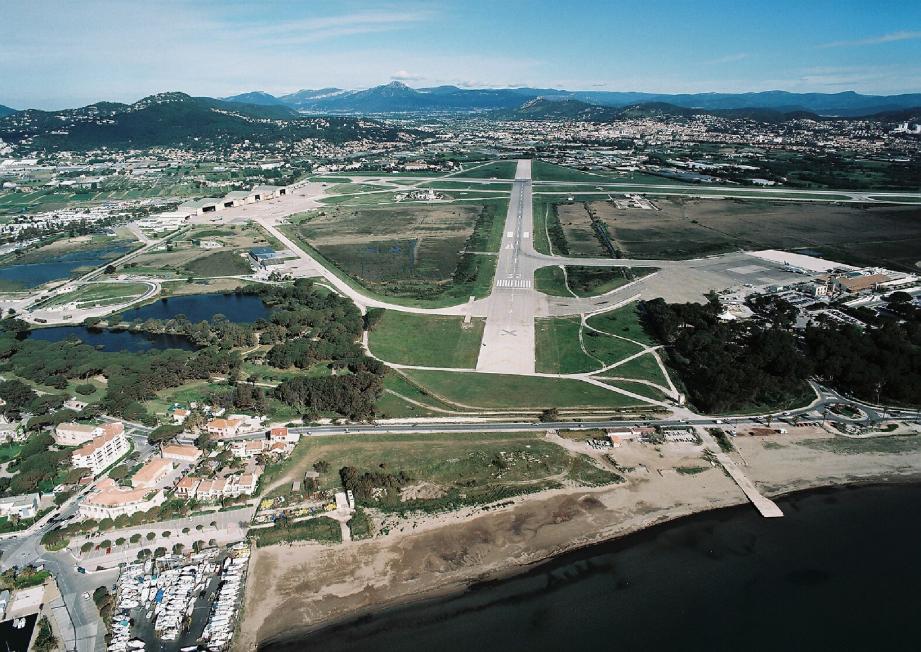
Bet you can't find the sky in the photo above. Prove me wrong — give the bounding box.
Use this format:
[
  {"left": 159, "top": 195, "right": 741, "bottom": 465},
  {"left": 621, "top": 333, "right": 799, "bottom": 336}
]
[{"left": 2, "top": 0, "right": 920, "bottom": 109}]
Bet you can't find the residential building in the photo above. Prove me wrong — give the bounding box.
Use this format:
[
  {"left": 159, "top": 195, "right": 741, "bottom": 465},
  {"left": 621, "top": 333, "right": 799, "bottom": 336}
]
[
  {"left": 54, "top": 421, "right": 124, "bottom": 447},
  {"left": 175, "top": 476, "right": 200, "bottom": 498},
  {"left": 71, "top": 428, "right": 129, "bottom": 475},
  {"left": 78, "top": 479, "right": 165, "bottom": 520},
  {"left": 171, "top": 408, "right": 190, "bottom": 425},
  {"left": 160, "top": 443, "right": 201, "bottom": 464},
  {"left": 206, "top": 418, "right": 243, "bottom": 438},
  {"left": 131, "top": 459, "right": 174, "bottom": 489},
  {"left": 0, "top": 493, "right": 40, "bottom": 519}
]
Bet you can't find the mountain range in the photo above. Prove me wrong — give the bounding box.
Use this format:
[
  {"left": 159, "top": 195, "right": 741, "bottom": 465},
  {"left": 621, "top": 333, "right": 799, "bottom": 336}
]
[
  {"left": 0, "top": 92, "right": 414, "bottom": 151},
  {"left": 222, "top": 82, "right": 921, "bottom": 117},
  {"left": 0, "top": 105, "right": 17, "bottom": 118}
]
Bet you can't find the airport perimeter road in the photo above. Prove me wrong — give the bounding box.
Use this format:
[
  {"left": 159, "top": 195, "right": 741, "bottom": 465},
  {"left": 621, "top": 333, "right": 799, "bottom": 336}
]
[{"left": 476, "top": 160, "right": 539, "bottom": 374}]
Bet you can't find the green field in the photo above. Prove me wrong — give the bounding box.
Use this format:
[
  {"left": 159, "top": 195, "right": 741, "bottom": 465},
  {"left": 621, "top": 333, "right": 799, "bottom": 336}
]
[
  {"left": 586, "top": 304, "right": 657, "bottom": 346},
  {"left": 262, "top": 431, "right": 621, "bottom": 511},
  {"left": 451, "top": 161, "right": 518, "bottom": 179},
  {"left": 40, "top": 282, "right": 149, "bottom": 308},
  {"left": 281, "top": 201, "right": 506, "bottom": 307},
  {"left": 603, "top": 352, "right": 670, "bottom": 386},
  {"left": 534, "top": 265, "right": 655, "bottom": 297},
  {"left": 368, "top": 310, "right": 484, "bottom": 368},
  {"left": 402, "top": 369, "right": 645, "bottom": 409},
  {"left": 250, "top": 516, "right": 342, "bottom": 547},
  {"left": 535, "top": 316, "right": 647, "bottom": 374},
  {"left": 182, "top": 250, "right": 253, "bottom": 276},
  {"left": 597, "top": 378, "right": 670, "bottom": 402},
  {"left": 532, "top": 160, "right": 617, "bottom": 183}
]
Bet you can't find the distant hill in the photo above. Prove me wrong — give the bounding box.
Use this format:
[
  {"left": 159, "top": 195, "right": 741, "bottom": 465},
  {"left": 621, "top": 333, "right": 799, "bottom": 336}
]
[
  {"left": 220, "top": 91, "right": 288, "bottom": 107},
  {"left": 0, "top": 92, "right": 415, "bottom": 151},
  {"left": 494, "top": 98, "right": 824, "bottom": 123},
  {"left": 224, "top": 84, "right": 921, "bottom": 117},
  {"left": 0, "top": 104, "right": 17, "bottom": 118}
]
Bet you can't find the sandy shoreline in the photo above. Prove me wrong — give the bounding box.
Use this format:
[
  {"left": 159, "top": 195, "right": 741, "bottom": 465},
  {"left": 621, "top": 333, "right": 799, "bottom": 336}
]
[{"left": 235, "top": 429, "right": 921, "bottom": 651}]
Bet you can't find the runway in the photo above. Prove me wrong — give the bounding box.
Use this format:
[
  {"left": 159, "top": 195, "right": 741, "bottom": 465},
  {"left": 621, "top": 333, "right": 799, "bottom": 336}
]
[{"left": 475, "top": 160, "right": 539, "bottom": 374}]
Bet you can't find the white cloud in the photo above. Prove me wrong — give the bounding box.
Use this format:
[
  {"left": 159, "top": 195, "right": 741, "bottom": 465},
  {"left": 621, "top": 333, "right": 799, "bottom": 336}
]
[
  {"left": 819, "top": 30, "right": 921, "bottom": 48},
  {"left": 703, "top": 53, "right": 750, "bottom": 65}
]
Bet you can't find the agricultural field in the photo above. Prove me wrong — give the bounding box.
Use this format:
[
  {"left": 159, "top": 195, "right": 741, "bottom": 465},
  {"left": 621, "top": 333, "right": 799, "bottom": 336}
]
[
  {"left": 534, "top": 265, "right": 656, "bottom": 297},
  {"left": 367, "top": 310, "right": 484, "bottom": 368},
  {"left": 401, "top": 369, "right": 647, "bottom": 410},
  {"left": 284, "top": 201, "right": 505, "bottom": 304},
  {"left": 555, "top": 202, "right": 610, "bottom": 256},
  {"left": 584, "top": 197, "right": 921, "bottom": 269},
  {"left": 261, "top": 431, "right": 621, "bottom": 511}
]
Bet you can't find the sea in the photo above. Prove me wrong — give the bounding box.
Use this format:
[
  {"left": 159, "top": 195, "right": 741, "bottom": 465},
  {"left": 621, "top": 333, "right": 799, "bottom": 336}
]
[{"left": 262, "top": 483, "right": 921, "bottom": 652}]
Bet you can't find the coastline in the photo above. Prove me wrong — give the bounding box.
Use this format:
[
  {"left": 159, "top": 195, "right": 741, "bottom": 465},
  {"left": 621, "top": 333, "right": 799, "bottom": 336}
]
[{"left": 235, "top": 429, "right": 921, "bottom": 651}]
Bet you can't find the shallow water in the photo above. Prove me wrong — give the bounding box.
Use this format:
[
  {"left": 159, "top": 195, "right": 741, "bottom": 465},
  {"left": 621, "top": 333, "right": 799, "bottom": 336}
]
[{"left": 264, "top": 484, "right": 921, "bottom": 652}]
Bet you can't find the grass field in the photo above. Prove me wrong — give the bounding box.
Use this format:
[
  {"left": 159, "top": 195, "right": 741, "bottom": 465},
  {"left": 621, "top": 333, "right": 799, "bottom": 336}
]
[
  {"left": 535, "top": 316, "right": 647, "bottom": 374},
  {"left": 250, "top": 517, "right": 341, "bottom": 547},
  {"left": 262, "top": 431, "right": 621, "bottom": 511},
  {"left": 183, "top": 250, "right": 253, "bottom": 276},
  {"left": 587, "top": 197, "right": 921, "bottom": 269},
  {"left": 402, "top": 369, "right": 645, "bottom": 409},
  {"left": 597, "top": 378, "right": 670, "bottom": 401},
  {"left": 127, "top": 227, "right": 269, "bottom": 279},
  {"left": 534, "top": 265, "right": 654, "bottom": 297},
  {"left": 374, "top": 372, "right": 471, "bottom": 418},
  {"left": 556, "top": 203, "right": 610, "bottom": 256},
  {"left": 585, "top": 304, "right": 657, "bottom": 346},
  {"left": 532, "top": 160, "right": 617, "bottom": 183},
  {"left": 451, "top": 161, "right": 518, "bottom": 179},
  {"left": 283, "top": 200, "right": 506, "bottom": 306},
  {"left": 41, "top": 282, "right": 149, "bottom": 308},
  {"left": 604, "top": 352, "right": 669, "bottom": 386},
  {"left": 368, "top": 310, "right": 484, "bottom": 368}
]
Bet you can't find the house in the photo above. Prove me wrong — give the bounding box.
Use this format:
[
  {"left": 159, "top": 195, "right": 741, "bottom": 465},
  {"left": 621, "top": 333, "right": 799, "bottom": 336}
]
[
  {"left": 78, "top": 479, "right": 165, "bottom": 519},
  {"left": 206, "top": 418, "right": 243, "bottom": 438},
  {"left": 160, "top": 443, "right": 201, "bottom": 464},
  {"left": 54, "top": 421, "right": 124, "bottom": 447},
  {"left": 269, "top": 426, "right": 300, "bottom": 444},
  {"left": 230, "top": 440, "right": 266, "bottom": 459},
  {"left": 175, "top": 476, "right": 201, "bottom": 498},
  {"left": 131, "top": 459, "right": 174, "bottom": 489},
  {"left": 171, "top": 408, "right": 190, "bottom": 425},
  {"left": 0, "top": 493, "right": 40, "bottom": 519},
  {"left": 226, "top": 473, "right": 258, "bottom": 497},
  {"left": 71, "top": 428, "right": 129, "bottom": 475}
]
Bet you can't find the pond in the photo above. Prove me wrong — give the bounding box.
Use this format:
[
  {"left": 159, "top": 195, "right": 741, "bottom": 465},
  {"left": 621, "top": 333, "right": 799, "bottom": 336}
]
[
  {"left": 121, "top": 292, "right": 270, "bottom": 324},
  {"left": 24, "top": 326, "right": 196, "bottom": 352},
  {"left": 0, "top": 242, "right": 134, "bottom": 289}
]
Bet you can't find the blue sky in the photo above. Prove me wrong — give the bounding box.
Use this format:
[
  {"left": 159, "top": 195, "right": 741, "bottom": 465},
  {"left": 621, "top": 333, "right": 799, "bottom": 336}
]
[{"left": 2, "top": 0, "right": 920, "bottom": 109}]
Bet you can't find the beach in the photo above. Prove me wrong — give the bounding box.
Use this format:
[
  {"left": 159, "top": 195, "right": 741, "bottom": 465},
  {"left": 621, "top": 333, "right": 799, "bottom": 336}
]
[{"left": 234, "top": 428, "right": 921, "bottom": 651}]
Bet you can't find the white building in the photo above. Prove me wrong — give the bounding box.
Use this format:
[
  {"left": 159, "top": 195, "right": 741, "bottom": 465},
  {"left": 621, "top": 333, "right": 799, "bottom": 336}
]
[
  {"left": 55, "top": 421, "right": 124, "bottom": 447},
  {"left": 78, "top": 479, "right": 166, "bottom": 520},
  {"left": 0, "top": 493, "right": 40, "bottom": 519},
  {"left": 71, "top": 428, "right": 129, "bottom": 475}
]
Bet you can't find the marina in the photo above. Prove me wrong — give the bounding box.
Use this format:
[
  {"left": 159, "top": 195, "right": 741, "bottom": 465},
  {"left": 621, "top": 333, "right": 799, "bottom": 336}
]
[{"left": 109, "top": 544, "right": 250, "bottom": 652}]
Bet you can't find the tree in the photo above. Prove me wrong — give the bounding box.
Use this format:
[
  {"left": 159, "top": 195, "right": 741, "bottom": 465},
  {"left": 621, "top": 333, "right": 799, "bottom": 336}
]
[
  {"left": 539, "top": 408, "right": 560, "bottom": 422},
  {"left": 104, "top": 264, "right": 116, "bottom": 274}
]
